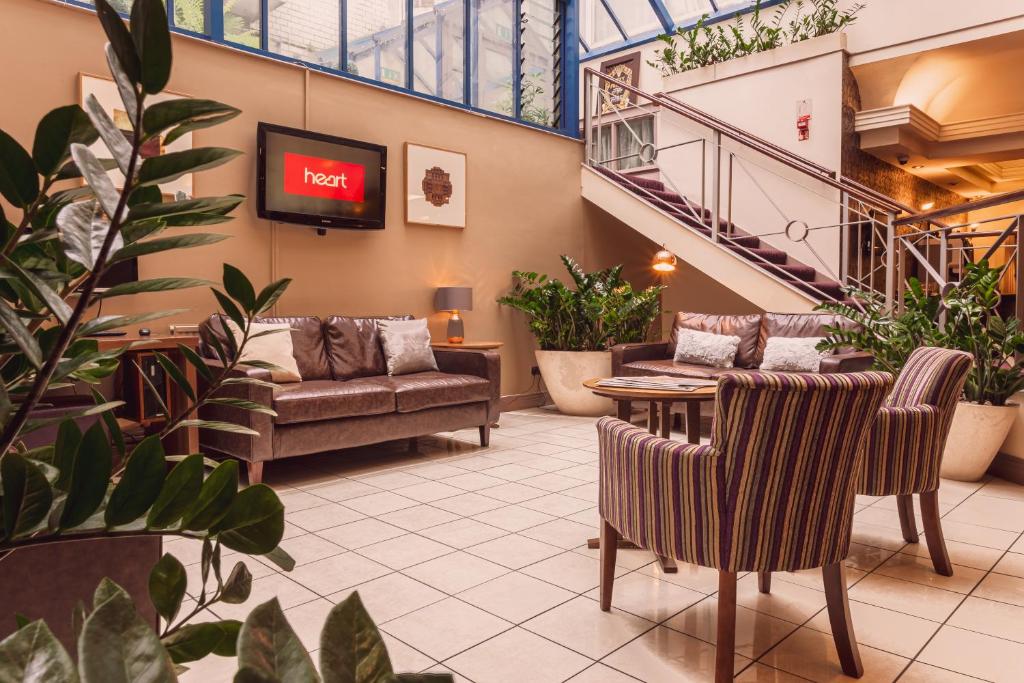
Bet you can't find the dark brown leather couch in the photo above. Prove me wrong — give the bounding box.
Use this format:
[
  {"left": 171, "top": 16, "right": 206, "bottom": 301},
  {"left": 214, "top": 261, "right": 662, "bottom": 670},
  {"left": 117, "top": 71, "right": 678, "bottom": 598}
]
[
  {"left": 197, "top": 315, "right": 500, "bottom": 483},
  {"left": 612, "top": 311, "right": 873, "bottom": 379}
]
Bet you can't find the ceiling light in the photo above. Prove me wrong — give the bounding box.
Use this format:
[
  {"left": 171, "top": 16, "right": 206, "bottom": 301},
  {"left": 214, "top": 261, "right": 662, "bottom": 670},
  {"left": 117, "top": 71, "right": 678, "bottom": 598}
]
[
  {"left": 912, "top": 165, "right": 924, "bottom": 169},
  {"left": 921, "top": 201, "right": 935, "bottom": 211}
]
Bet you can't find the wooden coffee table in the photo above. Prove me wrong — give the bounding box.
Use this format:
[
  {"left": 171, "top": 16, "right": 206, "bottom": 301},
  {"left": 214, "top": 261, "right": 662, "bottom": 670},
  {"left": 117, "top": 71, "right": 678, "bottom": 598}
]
[{"left": 583, "top": 377, "right": 718, "bottom": 573}]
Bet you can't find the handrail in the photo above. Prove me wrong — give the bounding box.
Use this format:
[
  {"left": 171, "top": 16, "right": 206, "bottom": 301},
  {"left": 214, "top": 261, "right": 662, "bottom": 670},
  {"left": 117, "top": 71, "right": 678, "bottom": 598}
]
[
  {"left": 894, "top": 188, "right": 1024, "bottom": 227},
  {"left": 582, "top": 67, "right": 907, "bottom": 214}
]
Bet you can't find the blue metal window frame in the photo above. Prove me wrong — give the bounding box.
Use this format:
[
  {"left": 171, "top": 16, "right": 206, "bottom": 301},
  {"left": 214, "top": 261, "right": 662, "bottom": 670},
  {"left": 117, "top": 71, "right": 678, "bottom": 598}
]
[{"left": 64, "top": 0, "right": 580, "bottom": 139}]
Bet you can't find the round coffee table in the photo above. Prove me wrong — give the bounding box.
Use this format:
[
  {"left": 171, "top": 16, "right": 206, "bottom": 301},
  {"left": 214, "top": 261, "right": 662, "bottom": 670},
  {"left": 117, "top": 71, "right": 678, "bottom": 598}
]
[{"left": 582, "top": 377, "right": 716, "bottom": 445}]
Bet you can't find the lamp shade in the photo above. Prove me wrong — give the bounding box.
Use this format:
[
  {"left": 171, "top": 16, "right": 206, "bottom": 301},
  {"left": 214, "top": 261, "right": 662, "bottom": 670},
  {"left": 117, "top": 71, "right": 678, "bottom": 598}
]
[{"left": 435, "top": 286, "right": 473, "bottom": 312}]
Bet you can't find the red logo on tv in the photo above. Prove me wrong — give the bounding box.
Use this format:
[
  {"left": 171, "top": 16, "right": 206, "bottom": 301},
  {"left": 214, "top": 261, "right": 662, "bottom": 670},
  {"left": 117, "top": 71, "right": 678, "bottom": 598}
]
[{"left": 283, "top": 152, "right": 365, "bottom": 202}]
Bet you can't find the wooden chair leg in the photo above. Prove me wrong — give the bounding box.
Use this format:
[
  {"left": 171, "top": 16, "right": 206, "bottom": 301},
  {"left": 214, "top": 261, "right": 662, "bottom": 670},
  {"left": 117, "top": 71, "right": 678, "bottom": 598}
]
[
  {"left": 616, "top": 400, "right": 632, "bottom": 421},
  {"left": 920, "top": 490, "right": 953, "bottom": 576},
  {"left": 758, "top": 571, "right": 771, "bottom": 594},
  {"left": 247, "top": 461, "right": 264, "bottom": 485},
  {"left": 716, "top": 571, "right": 737, "bottom": 683},
  {"left": 479, "top": 424, "right": 490, "bottom": 447},
  {"left": 599, "top": 519, "right": 619, "bottom": 611},
  {"left": 896, "top": 494, "right": 919, "bottom": 543},
  {"left": 822, "top": 562, "right": 863, "bottom": 678}
]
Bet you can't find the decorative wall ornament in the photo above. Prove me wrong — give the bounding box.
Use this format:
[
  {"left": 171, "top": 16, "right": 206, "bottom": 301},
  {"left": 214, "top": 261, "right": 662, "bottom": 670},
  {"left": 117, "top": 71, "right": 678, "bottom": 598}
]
[
  {"left": 598, "top": 52, "right": 641, "bottom": 114},
  {"left": 405, "top": 143, "right": 466, "bottom": 227}
]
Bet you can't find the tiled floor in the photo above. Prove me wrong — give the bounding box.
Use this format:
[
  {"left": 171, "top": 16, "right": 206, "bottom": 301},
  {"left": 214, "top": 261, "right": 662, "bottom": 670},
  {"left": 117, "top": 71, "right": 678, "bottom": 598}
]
[{"left": 179, "top": 408, "right": 1024, "bottom": 682}]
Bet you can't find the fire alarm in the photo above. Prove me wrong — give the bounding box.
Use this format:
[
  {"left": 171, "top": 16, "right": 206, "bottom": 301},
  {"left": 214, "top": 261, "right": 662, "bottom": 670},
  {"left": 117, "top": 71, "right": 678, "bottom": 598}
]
[{"left": 796, "top": 99, "right": 812, "bottom": 141}]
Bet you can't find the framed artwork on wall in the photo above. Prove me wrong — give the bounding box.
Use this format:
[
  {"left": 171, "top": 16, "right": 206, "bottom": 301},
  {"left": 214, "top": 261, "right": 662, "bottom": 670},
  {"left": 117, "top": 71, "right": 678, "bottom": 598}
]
[
  {"left": 78, "top": 73, "right": 195, "bottom": 199},
  {"left": 405, "top": 143, "right": 466, "bottom": 228},
  {"left": 598, "top": 52, "right": 641, "bottom": 114}
]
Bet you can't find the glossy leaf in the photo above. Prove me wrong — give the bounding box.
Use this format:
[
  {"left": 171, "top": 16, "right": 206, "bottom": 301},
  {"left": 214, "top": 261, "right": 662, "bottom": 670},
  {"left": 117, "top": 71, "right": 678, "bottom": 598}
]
[
  {"left": 32, "top": 105, "right": 98, "bottom": 177},
  {"left": 79, "top": 580, "right": 177, "bottom": 683},
  {"left": 165, "top": 111, "right": 242, "bottom": 146},
  {"left": 112, "top": 232, "right": 229, "bottom": 261},
  {"left": 162, "top": 619, "right": 239, "bottom": 664},
  {"left": 105, "top": 435, "right": 166, "bottom": 526},
  {"left": 148, "top": 552, "right": 187, "bottom": 623},
  {"left": 97, "top": 277, "right": 213, "bottom": 299},
  {"left": 56, "top": 200, "right": 122, "bottom": 271},
  {"left": 95, "top": 0, "right": 142, "bottom": 85},
  {"left": 59, "top": 421, "right": 113, "bottom": 530},
  {"left": 0, "top": 619, "right": 77, "bottom": 683},
  {"left": 52, "top": 419, "right": 83, "bottom": 491},
  {"left": 0, "top": 302, "right": 41, "bottom": 368},
  {"left": 172, "top": 419, "right": 260, "bottom": 437},
  {"left": 319, "top": 592, "right": 394, "bottom": 683},
  {"left": 152, "top": 350, "right": 197, "bottom": 402},
  {"left": 223, "top": 264, "right": 256, "bottom": 313},
  {"left": 147, "top": 452, "right": 203, "bottom": 529},
  {"left": 219, "top": 561, "right": 253, "bottom": 604},
  {"left": 79, "top": 309, "right": 187, "bottom": 336},
  {"left": 205, "top": 397, "right": 276, "bottom": 416},
  {"left": 83, "top": 94, "right": 132, "bottom": 176},
  {"left": 255, "top": 278, "right": 292, "bottom": 315},
  {"left": 142, "top": 99, "right": 241, "bottom": 137},
  {"left": 181, "top": 459, "right": 238, "bottom": 531},
  {"left": 134, "top": 358, "right": 170, "bottom": 420},
  {"left": 178, "top": 343, "right": 214, "bottom": 382},
  {"left": 105, "top": 43, "right": 139, "bottom": 119},
  {"left": 0, "top": 129, "right": 39, "bottom": 209},
  {"left": 91, "top": 387, "right": 126, "bottom": 457},
  {"left": 211, "top": 288, "right": 246, "bottom": 332},
  {"left": 3, "top": 257, "right": 73, "bottom": 324},
  {"left": 127, "top": 195, "right": 244, "bottom": 222},
  {"left": 262, "top": 546, "right": 296, "bottom": 572},
  {"left": 1, "top": 453, "right": 54, "bottom": 540},
  {"left": 69, "top": 143, "right": 121, "bottom": 221},
  {"left": 137, "top": 147, "right": 242, "bottom": 187},
  {"left": 236, "top": 598, "right": 318, "bottom": 683},
  {"left": 216, "top": 486, "right": 285, "bottom": 555},
  {"left": 129, "top": 0, "right": 172, "bottom": 94}
]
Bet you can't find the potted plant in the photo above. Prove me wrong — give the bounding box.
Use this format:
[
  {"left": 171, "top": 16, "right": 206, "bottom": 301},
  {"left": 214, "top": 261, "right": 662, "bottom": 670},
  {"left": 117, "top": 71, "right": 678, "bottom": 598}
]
[
  {"left": 0, "top": 2, "right": 453, "bottom": 680},
  {"left": 498, "top": 256, "right": 663, "bottom": 416},
  {"left": 817, "top": 261, "right": 1024, "bottom": 481}
]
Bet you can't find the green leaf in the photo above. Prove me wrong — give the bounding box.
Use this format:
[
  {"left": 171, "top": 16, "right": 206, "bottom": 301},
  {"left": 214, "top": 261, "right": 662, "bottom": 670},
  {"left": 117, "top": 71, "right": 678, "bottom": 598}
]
[
  {"left": 127, "top": 194, "right": 244, "bottom": 222},
  {"left": 211, "top": 288, "right": 246, "bottom": 332},
  {"left": 69, "top": 143, "right": 122, "bottom": 221},
  {"left": 134, "top": 359, "right": 170, "bottom": 420},
  {"left": 152, "top": 351, "right": 197, "bottom": 402},
  {"left": 255, "top": 278, "right": 292, "bottom": 315},
  {"left": 59, "top": 421, "right": 113, "bottom": 530},
  {"left": 138, "top": 148, "right": 242, "bottom": 187},
  {"left": 220, "top": 561, "right": 253, "bottom": 604},
  {"left": 112, "top": 232, "right": 229, "bottom": 261},
  {"left": 106, "top": 435, "right": 167, "bottom": 527},
  {"left": 2, "top": 257, "right": 73, "bottom": 324},
  {"left": 95, "top": 0, "right": 142, "bottom": 85},
  {"left": 164, "top": 110, "right": 242, "bottom": 145},
  {"left": 148, "top": 552, "right": 187, "bottom": 623},
  {"left": 105, "top": 43, "right": 139, "bottom": 120},
  {"left": 83, "top": 94, "right": 132, "bottom": 176},
  {"left": 32, "top": 105, "right": 98, "bottom": 177},
  {"left": 98, "top": 277, "right": 213, "bottom": 299},
  {"left": 130, "top": 0, "right": 172, "bottom": 94},
  {"left": 178, "top": 343, "right": 214, "bottom": 382},
  {"left": 91, "top": 387, "right": 126, "bottom": 457},
  {"left": 79, "top": 580, "right": 177, "bottom": 683},
  {"left": 1, "top": 453, "right": 54, "bottom": 540},
  {"left": 181, "top": 459, "right": 238, "bottom": 531},
  {"left": 0, "top": 129, "right": 39, "bottom": 209},
  {"left": 147, "top": 452, "right": 203, "bottom": 529},
  {"left": 142, "top": 99, "right": 241, "bottom": 137},
  {"left": 0, "top": 303, "right": 41, "bottom": 368},
  {"left": 79, "top": 309, "right": 186, "bottom": 336},
  {"left": 262, "top": 546, "right": 296, "bottom": 572},
  {"left": 172, "top": 419, "right": 260, "bottom": 437},
  {"left": 217, "top": 489, "right": 285, "bottom": 555},
  {"left": 223, "top": 264, "right": 257, "bottom": 313},
  {"left": 237, "top": 598, "right": 318, "bottom": 683},
  {"left": 52, "top": 419, "right": 83, "bottom": 491},
  {"left": 319, "top": 592, "right": 394, "bottom": 683},
  {"left": 0, "top": 620, "right": 77, "bottom": 683},
  {"left": 206, "top": 397, "right": 276, "bottom": 416},
  {"left": 56, "top": 200, "right": 122, "bottom": 271},
  {"left": 162, "top": 620, "right": 240, "bottom": 663}
]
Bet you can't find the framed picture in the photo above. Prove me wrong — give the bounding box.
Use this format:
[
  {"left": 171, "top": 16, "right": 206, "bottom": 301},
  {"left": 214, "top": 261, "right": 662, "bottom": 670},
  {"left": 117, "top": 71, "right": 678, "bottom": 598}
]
[
  {"left": 405, "top": 143, "right": 466, "bottom": 228},
  {"left": 79, "top": 73, "right": 195, "bottom": 199},
  {"left": 598, "top": 52, "right": 642, "bottom": 114}
]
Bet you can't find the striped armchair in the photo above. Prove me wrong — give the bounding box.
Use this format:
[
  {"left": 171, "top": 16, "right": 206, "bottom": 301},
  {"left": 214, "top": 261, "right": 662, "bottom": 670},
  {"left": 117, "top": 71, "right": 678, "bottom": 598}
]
[
  {"left": 858, "top": 346, "right": 972, "bottom": 576},
  {"left": 598, "top": 371, "right": 892, "bottom": 683}
]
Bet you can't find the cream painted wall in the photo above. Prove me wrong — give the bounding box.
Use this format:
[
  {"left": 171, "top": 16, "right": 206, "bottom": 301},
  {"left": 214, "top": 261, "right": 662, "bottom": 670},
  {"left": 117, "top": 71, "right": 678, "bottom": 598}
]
[{"left": 0, "top": 0, "right": 642, "bottom": 397}]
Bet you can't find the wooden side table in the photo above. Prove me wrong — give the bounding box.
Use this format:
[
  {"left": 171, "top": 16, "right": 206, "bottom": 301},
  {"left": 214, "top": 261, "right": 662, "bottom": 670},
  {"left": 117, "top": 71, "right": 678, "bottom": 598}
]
[{"left": 431, "top": 341, "right": 504, "bottom": 350}]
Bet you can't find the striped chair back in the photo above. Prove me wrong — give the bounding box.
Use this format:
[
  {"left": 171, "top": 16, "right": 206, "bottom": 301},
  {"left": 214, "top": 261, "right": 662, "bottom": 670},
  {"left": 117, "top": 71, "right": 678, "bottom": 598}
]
[
  {"left": 714, "top": 371, "right": 891, "bottom": 572},
  {"left": 888, "top": 346, "right": 972, "bottom": 425}
]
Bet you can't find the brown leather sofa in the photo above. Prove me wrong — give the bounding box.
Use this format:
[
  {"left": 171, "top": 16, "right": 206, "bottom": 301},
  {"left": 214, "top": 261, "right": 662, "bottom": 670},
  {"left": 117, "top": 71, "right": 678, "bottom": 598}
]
[
  {"left": 613, "top": 311, "right": 873, "bottom": 379},
  {"left": 197, "top": 315, "right": 500, "bottom": 483}
]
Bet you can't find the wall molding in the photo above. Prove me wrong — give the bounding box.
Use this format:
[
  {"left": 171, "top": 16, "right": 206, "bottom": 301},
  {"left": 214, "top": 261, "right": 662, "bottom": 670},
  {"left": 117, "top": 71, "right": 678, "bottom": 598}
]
[
  {"left": 855, "top": 104, "right": 1024, "bottom": 143},
  {"left": 500, "top": 391, "right": 550, "bottom": 412}
]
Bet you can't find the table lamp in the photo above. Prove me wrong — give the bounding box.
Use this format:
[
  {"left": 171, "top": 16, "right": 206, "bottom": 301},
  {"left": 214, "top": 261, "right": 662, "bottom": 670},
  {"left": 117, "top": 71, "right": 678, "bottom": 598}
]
[{"left": 434, "top": 286, "right": 473, "bottom": 343}]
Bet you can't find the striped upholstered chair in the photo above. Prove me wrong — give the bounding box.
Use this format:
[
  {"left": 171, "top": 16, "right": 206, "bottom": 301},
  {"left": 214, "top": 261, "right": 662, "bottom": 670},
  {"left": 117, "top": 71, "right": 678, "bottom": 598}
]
[
  {"left": 598, "top": 371, "right": 892, "bottom": 683},
  {"left": 858, "top": 346, "right": 972, "bottom": 576}
]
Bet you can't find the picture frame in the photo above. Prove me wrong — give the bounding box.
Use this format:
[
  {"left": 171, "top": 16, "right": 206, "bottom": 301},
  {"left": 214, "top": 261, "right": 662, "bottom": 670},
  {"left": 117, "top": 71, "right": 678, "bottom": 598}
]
[
  {"left": 598, "top": 52, "right": 642, "bottom": 114},
  {"left": 78, "top": 72, "right": 195, "bottom": 199},
  {"left": 405, "top": 143, "right": 466, "bottom": 228}
]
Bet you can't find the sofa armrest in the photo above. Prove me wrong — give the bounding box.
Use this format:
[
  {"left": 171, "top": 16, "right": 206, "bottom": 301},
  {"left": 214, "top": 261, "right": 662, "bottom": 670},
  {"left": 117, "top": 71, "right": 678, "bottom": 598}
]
[
  {"left": 820, "top": 351, "right": 874, "bottom": 374},
  {"left": 433, "top": 349, "right": 501, "bottom": 421},
  {"left": 611, "top": 342, "right": 670, "bottom": 376},
  {"left": 197, "top": 358, "right": 275, "bottom": 462}
]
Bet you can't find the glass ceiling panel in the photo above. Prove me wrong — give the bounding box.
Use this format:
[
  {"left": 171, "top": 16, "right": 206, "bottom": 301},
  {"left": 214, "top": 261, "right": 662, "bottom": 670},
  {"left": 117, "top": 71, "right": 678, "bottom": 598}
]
[
  {"left": 664, "top": 0, "right": 717, "bottom": 26},
  {"left": 604, "top": 0, "right": 661, "bottom": 37},
  {"left": 580, "top": 0, "right": 622, "bottom": 50}
]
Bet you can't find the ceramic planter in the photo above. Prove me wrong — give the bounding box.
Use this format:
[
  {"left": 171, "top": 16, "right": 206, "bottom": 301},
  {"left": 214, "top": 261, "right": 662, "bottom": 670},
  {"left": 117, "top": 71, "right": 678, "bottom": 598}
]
[
  {"left": 535, "top": 350, "right": 614, "bottom": 417},
  {"left": 941, "top": 401, "right": 1017, "bottom": 482}
]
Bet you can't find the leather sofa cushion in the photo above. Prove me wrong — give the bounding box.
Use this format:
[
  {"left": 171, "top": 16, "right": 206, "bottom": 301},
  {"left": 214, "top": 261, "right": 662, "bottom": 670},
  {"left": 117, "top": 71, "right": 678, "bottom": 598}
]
[
  {"left": 273, "top": 379, "right": 395, "bottom": 425},
  {"left": 668, "top": 312, "right": 763, "bottom": 368},
  {"left": 622, "top": 359, "right": 737, "bottom": 380},
  {"left": 258, "top": 316, "right": 331, "bottom": 380},
  {"left": 325, "top": 315, "right": 412, "bottom": 380},
  {"left": 756, "top": 312, "right": 857, "bottom": 364},
  {"left": 378, "top": 372, "right": 491, "bottom": 413}
]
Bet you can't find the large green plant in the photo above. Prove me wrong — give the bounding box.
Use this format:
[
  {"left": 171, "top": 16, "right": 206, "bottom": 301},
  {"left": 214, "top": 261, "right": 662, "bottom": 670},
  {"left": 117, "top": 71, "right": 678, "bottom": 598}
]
[
  {"left": 651, "top": 0, "right": 864, "bottom": 75},
  {"left": 817, "top": 261, "right": 1024, "bottom": 406},
  {"left": 497, "top": 255, "right": 664, "bottom": 351},
  {"left": 0, "top": 1, "right": 452, "bottom": 680}
]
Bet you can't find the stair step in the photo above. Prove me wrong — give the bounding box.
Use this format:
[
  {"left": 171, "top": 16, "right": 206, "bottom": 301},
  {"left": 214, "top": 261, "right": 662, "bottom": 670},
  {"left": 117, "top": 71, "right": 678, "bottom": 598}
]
[
  {"left": 794, "top": 280, "right": 844, "bottom": 300},
  {"left": 727, "top": 245, "right": 787, "bottom": 265},
  {"left": 623, "top": 174, "right": 665, "bottom": 192},
  {"left": 774, "top": 264, "right": 817, "bottom": 281}
]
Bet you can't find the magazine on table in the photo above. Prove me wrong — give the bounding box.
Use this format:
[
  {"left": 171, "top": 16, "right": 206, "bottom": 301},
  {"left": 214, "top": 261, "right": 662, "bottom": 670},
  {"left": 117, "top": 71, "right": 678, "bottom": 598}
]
[{"left": 596, "top": 376, "right": 718, "bottom": 391}]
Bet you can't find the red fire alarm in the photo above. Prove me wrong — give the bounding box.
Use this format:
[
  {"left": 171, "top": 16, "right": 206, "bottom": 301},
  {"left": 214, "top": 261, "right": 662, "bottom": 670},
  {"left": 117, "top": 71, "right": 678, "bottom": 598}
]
[{"left": 797, "top": 99, "right": 812, "bottom": 141}]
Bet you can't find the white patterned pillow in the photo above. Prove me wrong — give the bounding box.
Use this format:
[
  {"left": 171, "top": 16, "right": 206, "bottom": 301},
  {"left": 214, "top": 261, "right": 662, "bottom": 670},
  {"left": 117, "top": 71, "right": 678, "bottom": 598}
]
[
  {"left": 674, "top": 329, "right": 741, "bottom": 369},
  {"left": 225, "top": 319, "right": 302, "bottom": 383},
  {"left": 378, "top": 318, "right": 439, "bottom": 376},
  {"left": 760, "top": 336, "right": 829, "bottom": 372}
]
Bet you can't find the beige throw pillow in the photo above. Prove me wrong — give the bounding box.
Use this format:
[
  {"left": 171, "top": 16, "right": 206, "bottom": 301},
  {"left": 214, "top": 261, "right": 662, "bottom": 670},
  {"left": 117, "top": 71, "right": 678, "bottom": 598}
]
[
  {"left": 225, "top": 319, "right": 302, "bottom": 383},
  {"left": 377, "top": 318, "right": 438, "bottom": 376},
  {"left": 674, "top": 328, "right": 741, "bottom": 368},
  {"left": 760, "top": 336, "right": 829, "bottom": 372}
]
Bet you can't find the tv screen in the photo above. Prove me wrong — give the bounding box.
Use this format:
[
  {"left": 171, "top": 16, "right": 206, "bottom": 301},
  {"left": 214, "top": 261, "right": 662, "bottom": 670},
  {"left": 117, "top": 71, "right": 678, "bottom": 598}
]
[{"left": 257, "top": 122, "right": 387, "bottom": 229}]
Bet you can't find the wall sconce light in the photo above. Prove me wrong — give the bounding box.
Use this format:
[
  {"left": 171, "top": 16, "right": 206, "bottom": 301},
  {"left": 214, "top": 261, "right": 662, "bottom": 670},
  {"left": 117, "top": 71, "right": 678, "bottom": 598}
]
[
  {"left": 921, "top": 201, "right": 935, "bottom": 211},
  {"left": 652, "top": 245, "right": 677, "bottom": 273},
  {"left": 434, "top": 286, "right": 473, "bottom": 343}
]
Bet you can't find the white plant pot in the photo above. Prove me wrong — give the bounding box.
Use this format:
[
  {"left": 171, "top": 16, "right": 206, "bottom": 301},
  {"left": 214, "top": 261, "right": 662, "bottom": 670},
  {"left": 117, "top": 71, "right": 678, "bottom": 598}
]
[
  {"left": 535, "top": 350, "right": 613, "bottom": 417},
  {"left": 940, "top": 401, "right": 1017, "bottom": 482}
]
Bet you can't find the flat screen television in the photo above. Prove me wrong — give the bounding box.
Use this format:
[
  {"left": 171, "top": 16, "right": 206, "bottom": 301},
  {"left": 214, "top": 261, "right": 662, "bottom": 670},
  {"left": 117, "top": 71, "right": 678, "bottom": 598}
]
[{"left": 257, "top": 122, "right": 387, "bottom": 229}]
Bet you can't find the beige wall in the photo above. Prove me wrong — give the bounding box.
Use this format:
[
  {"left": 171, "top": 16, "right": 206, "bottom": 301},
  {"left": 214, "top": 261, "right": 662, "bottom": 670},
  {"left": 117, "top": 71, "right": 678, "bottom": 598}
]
[{"left": 0, "top": 0, "right": 650, "bottom": 396}]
